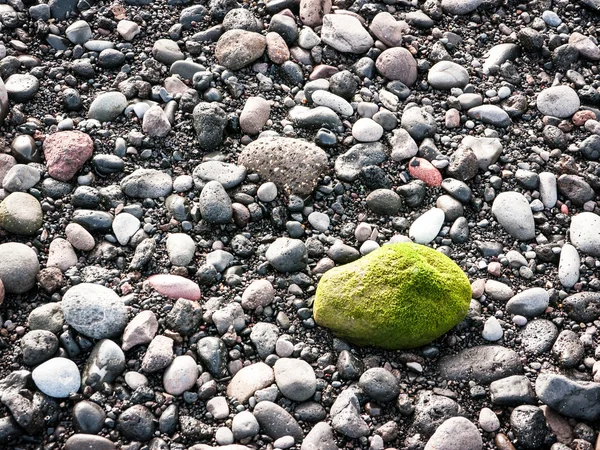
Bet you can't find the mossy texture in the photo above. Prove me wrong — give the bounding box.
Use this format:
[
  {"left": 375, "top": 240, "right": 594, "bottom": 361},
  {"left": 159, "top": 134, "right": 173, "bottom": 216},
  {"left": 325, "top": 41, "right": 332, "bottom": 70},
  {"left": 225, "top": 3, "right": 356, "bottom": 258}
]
[{"left": 313, "top": 242, "right": 471, "bottom": 349}]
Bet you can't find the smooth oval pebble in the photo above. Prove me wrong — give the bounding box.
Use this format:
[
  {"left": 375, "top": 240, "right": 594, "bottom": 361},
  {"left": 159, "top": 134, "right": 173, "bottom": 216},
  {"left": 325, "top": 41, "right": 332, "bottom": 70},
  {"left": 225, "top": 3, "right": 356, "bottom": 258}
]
[
  {"left": 409, "top": 207, "right": 445, "bottom": 244},
  {"left": 558, "top": 243, "right": 580, "bottom": 289},
  {"left": 32, "top": 357, "right": 81, "bottom": 398},
  {"left": 148, "top": 274, "right": 201, "bottom": 300}
]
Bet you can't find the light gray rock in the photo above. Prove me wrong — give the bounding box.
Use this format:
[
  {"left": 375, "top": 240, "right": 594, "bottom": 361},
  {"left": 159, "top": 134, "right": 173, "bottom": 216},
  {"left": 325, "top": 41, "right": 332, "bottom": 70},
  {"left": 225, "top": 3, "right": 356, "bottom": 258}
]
[
  {"left": 193, "top": 161, "right": 246, "bottom": 190},
  {"left": 253, "top": 401, "right": 303, "bottom": 442},
  {"left": 467, "top": 105, "right": 511, "bottom": 127},
  {"left": 238, "top": 137, "right": 329, "bottom": 196},
  {"left": 121, "top": 169, "right": 173, "bottom": 198},
  {"left": 112, "top": 213, "right": 140, "bottom": 245},
  {"left": 47, "top": 238, "right": 78, "bottom": 272},
  {"left": 227, "top": 362, "right": 274, "bottom": 403},
  {"left": 232, "top": 410, "right": 260, "bottom": 440},
  {"left": 558, "top": 244, "right": 580, "bottom": 289},
  {"left": 199, "top": 181, "right": 232, "bottom": 224},
  {"left": 61, "top": 283, "right": 128, "bottom": 340},
  {"left": 439, "top": 345, "right": 522, "bottom": 384},
  {"left": 88, "top": 92, "right": 128, "bottom": 122},
  {"left": 505, "top": 288, "right": 549, "bottom": 318},
  {"left": 152, "top": 39, "right": 184, "bottom": 65},
  {"left": 241, "top": 279, "right": 275, "bottom": 310},
  {"left": 441, "top": 0, "right": 483, "bottom": 15},
  {"left": 274, "top": 358, "right": 317, "bottom": 402},
  {"left": 389, "top": 127, "right": 418, "bottom": 161},
  {"left": 570, "top": 212, "right": 600, "bottom": 256},
  {"left": 163, "top": 355, "right": 199, "bottom": 396},
  {"left": 301, "top": 422, "right": 338, "bottom": 450},
  {"left": 321, "top": 14, "right": 373, "bottom": 54},
  {"left": 520, "top": 319, "right": 558, "bottom": 355},
  {"left": 266, "top": 238, "right": 308, "bottom": 272},
  {"left": 0, "top": 242, "right": 39, "bottom": 294},
  {"left": 250, "top": 322, "right": 279, "bottom": 359},
  {"left": 142, "top": 105, "right": 171, "bottom": 137},
  {"left": 490, "top": 375, "right": 535, "bottom": 406},
  {"left": 166, "top": 233, "right": 196, "bottom": 266},
  {"left": 141, "top": 335, "right": 174, "bottom": 373},
  {"left": 537, "top": 85, "right": 580, "bottom": 118},
  {"left": 428, "top": 61, "right": 469, "bottom": 89},
  {"left": 425, "top": 417, "right": 482, "bottom": 450},
  {"left": 492, "top": 191, "right": 535, "bottom": 240},
  {"left": 32, "top": 357, "right": 81, "bottom": 398}
]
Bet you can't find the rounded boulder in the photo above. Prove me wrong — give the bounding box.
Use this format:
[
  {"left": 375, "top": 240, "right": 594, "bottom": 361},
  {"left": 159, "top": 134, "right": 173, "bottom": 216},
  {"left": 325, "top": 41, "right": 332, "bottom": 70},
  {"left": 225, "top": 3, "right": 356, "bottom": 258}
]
[{"left": 313, "top": 242, "right": 471, "bottom": 349}]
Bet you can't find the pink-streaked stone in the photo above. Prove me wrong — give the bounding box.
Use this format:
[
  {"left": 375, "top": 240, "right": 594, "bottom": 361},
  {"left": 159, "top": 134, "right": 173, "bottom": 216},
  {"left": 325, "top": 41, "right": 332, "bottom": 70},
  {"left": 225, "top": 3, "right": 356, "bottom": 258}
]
[
  {"left": 408, "top": 157, "right": 442, "bottom": 187},
  {"left": 43, "top": 131, "right": 93, "bottom": 181},
  {"left": 148, "top": 274, "right": 201, "bottom": 300}
]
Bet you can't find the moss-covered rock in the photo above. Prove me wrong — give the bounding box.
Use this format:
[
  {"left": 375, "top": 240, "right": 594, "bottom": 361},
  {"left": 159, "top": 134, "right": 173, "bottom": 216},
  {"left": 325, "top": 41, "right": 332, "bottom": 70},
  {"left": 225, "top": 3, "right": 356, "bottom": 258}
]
[{"left": 313, "top": 242, "right": 471, "bottom": 349}]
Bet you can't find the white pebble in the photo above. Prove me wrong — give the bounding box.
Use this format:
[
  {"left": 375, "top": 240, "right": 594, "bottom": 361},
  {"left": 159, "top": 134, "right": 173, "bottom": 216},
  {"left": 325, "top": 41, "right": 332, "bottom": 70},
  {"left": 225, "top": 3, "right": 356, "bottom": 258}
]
[
  {"left": 482, "top": 316, "right": 503, "bottom": 341},
  {"left": 479, "top": 407, "right": 500, "bottom": 432}
]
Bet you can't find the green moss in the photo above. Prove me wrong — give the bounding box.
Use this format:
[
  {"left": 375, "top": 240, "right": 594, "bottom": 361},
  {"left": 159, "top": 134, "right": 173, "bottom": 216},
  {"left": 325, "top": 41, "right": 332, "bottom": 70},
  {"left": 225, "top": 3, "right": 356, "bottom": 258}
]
[{"left": 313, "top": 242, "right": 471, "bottom": 349}]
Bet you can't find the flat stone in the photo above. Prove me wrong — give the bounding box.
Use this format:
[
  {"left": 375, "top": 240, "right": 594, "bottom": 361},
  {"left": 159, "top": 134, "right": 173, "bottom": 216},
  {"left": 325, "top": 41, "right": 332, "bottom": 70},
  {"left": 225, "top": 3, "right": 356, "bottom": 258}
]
[
  {"left": 428, "top": 61, "right": 469, "bottom": 89},
  {"left": 536, "top": 373, "right": 600, "bottom": 421},
  {"left": 321, "top": 14, "right": 373, "bottom": 54},
  {"left": 120, "top": 169, "right": 173, "bottom": 198},
  {"left": 441, "top": 0, "right": 483, "bottom": 15},
  {"left": 227, "top": 362, "right": 274, "bottom": 403},
  {"left": 65, "top": 435, "right": 116, "bottom": 450},
  {"left": 467, "top": 105, "right": 511, "bottom": 127},
  {"left": 519, "top": 319, "right": 558, "bottom": 355},
  {"left": 335, "top": 142, "right": 387, "bottom": 182},
  {"left": 439, "top": 345, "right": 522, "bottom": 384}
]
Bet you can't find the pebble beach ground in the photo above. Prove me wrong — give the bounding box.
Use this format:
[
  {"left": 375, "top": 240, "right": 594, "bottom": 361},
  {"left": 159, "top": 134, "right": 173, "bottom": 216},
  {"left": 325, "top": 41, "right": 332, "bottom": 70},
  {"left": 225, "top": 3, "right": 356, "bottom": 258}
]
[{"left": 2, "top": 0, "right": 600, "bottom": 449}]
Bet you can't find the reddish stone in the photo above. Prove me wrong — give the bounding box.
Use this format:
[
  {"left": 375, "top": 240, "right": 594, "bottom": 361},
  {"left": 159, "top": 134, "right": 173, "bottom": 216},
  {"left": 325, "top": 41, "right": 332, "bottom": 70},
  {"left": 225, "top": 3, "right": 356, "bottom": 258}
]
[
  {"left": 408, "top": 157, "right": 442, "bottom": 186},
  {"left": 0, "top": 278, "right": 4, "bottom": 306},
  {"left": 266, "top": 32, "right": 289, "bottom": 65},
  {"left": 148, "top": 274, "right": 201, "bottom": 300},
  {"left": 572, "top": 110, "right": 597, "bottom": 126},
  {"left": 43, "top": 131, "right": 93, "bottom": 181}
]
